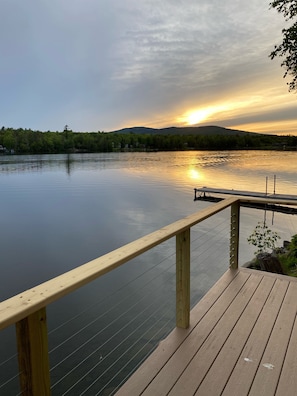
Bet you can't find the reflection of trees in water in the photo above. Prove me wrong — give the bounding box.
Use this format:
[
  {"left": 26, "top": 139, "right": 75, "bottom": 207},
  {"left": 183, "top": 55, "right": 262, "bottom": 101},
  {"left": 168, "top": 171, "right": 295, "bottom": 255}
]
[
  {"left": 0, "top": 154, "right": 76, "bottom": 175},
  {"left": 65, "top": 154, "right": 73, "bottom": 175}
]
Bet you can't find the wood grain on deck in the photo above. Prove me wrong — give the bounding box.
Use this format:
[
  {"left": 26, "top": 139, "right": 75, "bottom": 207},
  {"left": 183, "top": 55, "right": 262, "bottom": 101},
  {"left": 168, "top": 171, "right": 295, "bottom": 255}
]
[{"left": 116, "top": 268, "right": 297, "bottom": 396}]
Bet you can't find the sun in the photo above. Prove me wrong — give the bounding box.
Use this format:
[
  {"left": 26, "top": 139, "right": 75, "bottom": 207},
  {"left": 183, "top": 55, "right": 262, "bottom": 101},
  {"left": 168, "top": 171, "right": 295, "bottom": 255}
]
[
  {"left": 187, "top": 109, "right": 212, "bottom": 125},
  {"left": 178, "top": 103, "right": 232, "bottom": 126}
]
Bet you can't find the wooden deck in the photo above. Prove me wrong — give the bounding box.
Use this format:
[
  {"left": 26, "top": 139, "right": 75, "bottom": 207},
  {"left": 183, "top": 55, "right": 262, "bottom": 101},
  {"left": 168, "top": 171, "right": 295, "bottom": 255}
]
[{"left": 116, "top": 267, "right": 297, "bottom": 396}]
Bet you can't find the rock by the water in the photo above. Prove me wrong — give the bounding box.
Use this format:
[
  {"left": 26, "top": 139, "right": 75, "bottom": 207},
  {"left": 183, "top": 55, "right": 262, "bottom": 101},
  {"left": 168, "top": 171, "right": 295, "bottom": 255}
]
[{"left": 256, "top": 252, "right": 284, "bottom": 274}]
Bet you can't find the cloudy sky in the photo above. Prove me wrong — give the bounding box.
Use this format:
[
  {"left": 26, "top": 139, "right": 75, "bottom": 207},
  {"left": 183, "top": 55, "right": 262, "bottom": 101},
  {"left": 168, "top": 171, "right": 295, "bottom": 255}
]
[{"left": 1, "top": 0, "right": 296, "bottom": 135}]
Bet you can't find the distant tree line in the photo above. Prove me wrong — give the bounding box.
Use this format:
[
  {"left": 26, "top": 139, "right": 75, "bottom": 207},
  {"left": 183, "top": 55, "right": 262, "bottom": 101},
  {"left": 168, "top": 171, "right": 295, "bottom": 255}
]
[{"left": 0, "top": 126, "right": 296, "bottom": 154}]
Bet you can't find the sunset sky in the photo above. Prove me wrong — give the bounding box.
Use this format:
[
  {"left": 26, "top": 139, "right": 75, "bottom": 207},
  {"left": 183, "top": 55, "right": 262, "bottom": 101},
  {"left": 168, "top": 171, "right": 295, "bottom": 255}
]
[{"left": 1, "top": 0, "right": 296, "bottom": 135}]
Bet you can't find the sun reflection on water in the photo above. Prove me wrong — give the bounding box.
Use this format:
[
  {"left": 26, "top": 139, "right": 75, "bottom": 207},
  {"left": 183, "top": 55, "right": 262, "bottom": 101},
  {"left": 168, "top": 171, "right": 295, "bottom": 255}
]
[{"left": 188, "top": 168, "right": 202, "bottom": 181}]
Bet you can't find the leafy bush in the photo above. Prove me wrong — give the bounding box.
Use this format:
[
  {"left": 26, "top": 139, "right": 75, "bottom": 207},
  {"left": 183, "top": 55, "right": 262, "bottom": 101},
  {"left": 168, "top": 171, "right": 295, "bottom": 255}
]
[
  {"left": 247, "top": 222, "right": 280, "bottom": 255},
  {"left": 279, "top": 255, "right": 297, "bottom": 275},
  {"left": 247, "top": 227, "right": 297, "bottom": 277},
  {"left": 280, "top": 234, "right": 297, "bottom": 276},
  {"left": 289, "top": 234, "right": 297, "bottom": 258}
]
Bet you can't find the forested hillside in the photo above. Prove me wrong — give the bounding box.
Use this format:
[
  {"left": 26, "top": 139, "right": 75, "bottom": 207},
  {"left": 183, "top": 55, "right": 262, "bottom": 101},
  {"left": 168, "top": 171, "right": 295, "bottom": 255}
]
[{"left": 0, "top": 126, "right": 296, "bottom": 154}]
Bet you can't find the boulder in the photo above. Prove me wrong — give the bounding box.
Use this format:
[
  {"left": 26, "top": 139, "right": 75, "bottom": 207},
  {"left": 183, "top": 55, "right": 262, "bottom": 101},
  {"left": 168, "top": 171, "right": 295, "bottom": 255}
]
[{"left": 256, "top": 252, "right": 284, "bottom": 274}]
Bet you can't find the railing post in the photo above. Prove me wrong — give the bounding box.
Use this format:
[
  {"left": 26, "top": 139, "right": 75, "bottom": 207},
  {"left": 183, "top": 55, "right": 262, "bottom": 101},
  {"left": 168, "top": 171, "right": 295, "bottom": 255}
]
[
  {"left": 16, "top": 307, "right": 51, "bottom": 396},
  {"left": 230, "top": 201, "right": 240, "bottom": 269},
  {"left": 176, "top": 228, "right": 190, "bottom": 328}
]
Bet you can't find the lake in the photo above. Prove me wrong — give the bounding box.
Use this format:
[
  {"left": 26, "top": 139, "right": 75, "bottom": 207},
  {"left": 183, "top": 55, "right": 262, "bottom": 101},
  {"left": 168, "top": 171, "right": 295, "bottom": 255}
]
[{"left": 1, "top": 150, "right": 297, "bottom": 395}]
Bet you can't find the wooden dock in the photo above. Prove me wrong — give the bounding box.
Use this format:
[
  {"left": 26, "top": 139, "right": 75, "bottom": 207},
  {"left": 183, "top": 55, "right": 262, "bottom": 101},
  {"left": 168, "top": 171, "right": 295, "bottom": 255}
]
[
  {"left": 194, "top": 186, "right": 297, "bottom": 202},
  {"left": 116, "top": 267, "right": 297, "bottom": 396},
  {"left": 194, "top": 187, "right": 297, "bottom": 215}
]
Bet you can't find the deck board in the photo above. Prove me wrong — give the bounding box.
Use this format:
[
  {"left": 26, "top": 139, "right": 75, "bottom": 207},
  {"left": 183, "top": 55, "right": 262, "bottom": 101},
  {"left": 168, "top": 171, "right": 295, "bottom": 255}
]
[
  {"left": 167, "top": 273, "right": 263, "bottom": 396},
  {"left": 141, "top": 271, "right": 252, "bottom": 396},
  {"left": 115, "top": 268, "right": 297, "bottom": 396},
  {"left": 275, "top": 312, "right": 297, "bottom": 396},
  {"left": 194, "top": 274, "right": 276, "bottom": 396},
  {"left": 221, "top": 277, "right": 288, "bottom": 396},
  {"left": 249, "top": 280, "right": 297, "bottom": 396}
]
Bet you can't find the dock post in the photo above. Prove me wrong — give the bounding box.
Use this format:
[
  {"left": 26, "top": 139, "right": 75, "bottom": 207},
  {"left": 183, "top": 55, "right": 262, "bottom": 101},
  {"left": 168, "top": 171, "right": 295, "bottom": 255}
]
[
  {"left": 176, "top": 228, "right": 190, "bottom": 328},
  {"left": 230, "top": 201, "right": 240, "bottom": 269},
  {"left": 16, "top": 307, "right": 51, "bottom": 396}
]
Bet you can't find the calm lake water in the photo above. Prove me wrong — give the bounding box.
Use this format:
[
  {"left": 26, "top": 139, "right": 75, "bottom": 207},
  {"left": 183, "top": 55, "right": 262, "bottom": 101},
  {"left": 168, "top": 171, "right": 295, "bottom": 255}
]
[{"left": 1, "top": 151, "right": 297, "bottom": 395}]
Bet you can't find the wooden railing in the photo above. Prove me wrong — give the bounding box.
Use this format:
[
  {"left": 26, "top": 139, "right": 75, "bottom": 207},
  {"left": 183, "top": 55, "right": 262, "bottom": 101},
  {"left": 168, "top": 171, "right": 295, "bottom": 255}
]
[{"left": 0, "top": 195, "right": 296, "bottom": 395}]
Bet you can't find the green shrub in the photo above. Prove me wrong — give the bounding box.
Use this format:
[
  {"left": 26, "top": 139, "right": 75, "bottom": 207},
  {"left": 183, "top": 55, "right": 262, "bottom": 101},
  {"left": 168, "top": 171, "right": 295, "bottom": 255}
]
[
  {"left": 278, "top": 234, "right": 297, "bottom": 277},
  {"left": 247, "top": 222, "right": 280, "bottom": 255},
  {"left": 289, "top": 234, "right": 297, "bottom": 258}
]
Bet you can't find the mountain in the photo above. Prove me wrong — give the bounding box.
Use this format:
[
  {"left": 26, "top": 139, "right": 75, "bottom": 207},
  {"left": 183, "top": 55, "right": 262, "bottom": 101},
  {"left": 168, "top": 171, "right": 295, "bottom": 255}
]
[{"left": 110, "top": 125, "right": 262, "bottom": 136}]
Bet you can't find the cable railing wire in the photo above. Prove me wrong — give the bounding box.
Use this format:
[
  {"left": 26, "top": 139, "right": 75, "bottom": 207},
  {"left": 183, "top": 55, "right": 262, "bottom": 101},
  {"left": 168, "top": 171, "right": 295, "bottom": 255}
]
[
  {"left": 49, "top": 251, "right": 180, "bottom": 390},
  {"left": 51, "top": 218, "right": 229, "bottom": 394},
  {"left": 2, "top": 216, "right": 229, "bottom": 392},
  {"left": 87, "top": 312, "right": 176, "bottom": 396},
  {"left": 61, "top": 296, "right": 175, "bottom": 395},
  {"left": 48, "top": 241, "right": 176, "bottom": 338},
  {"left": 0, "top": 354, "right": 17, "bottom": 369},
  {"left": 48, "top": 211, "right": 229, "bottom": 346},
  {"left": 49, "top": 226, "right": 226, "bottom": 385},
  {"left": 49, "top": 246, "right": 177, "bottom": 359},
  {"left": 50, "top": 264, "right": 176, "bottom": 370},
  {"left": 0, "top": 372, "right": 20, "bottom": 391},
  {"left": 50, "top": 265, "right": 176, "bottom": 384},
  {"left": 0, "top": 212, "right": 231, "bottom": 394}
]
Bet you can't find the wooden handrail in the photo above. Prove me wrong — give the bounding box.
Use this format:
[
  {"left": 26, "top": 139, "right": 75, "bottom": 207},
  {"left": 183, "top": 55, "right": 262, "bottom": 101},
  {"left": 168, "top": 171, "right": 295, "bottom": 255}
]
[{"left": 0, "top": 196, "right": 238, "bottom": 331}]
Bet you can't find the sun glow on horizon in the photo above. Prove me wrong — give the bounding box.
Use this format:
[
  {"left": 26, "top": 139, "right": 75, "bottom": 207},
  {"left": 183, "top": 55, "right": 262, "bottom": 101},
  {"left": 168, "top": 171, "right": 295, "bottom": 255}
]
[
  {"left": 177, "top": 96, "right": 273, "bottom": 128},
  {"left": 179, "top": 104, "right": 232, "bottom": 126},
  {"left": 231, "top": 120, "right": 297, "bottom": 135},
  {"left": 133, "top": 91, "right": 297, "bottom": 135},
  {"left": 187, "top": 109, "right": 213, "bottom": 125}
]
